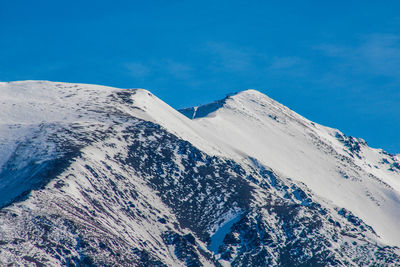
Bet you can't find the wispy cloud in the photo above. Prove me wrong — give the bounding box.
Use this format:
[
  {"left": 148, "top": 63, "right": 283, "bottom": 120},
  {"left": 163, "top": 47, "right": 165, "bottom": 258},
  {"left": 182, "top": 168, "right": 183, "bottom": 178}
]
[
  {"left": 125, "top": 62, "right": 150, "bottom": 78},
  {"left": 312, "top": 34, "right": 400, "bottom": 114},
  {"left": 315, "top": 34, "right": 400, "bottom": 79},
  {"left": 202, "top": 41, "right": 308, "bottom": 78},
  {"left": 203, "top": 42, "right": 257, "bottom": 73},
  {"left": 124, "top": 42, "right": 310, "bottom": 87},
  {"left": 268, "top": 56, "right": 302, "bottom": 71},
  {"left": 163, "top": 60, "right": 193, "bottom": 80},
  {"left": 124, "top": 59, "right": 193, "bottom": 80},
  {"left": 358, "top": 34, "right": 400, "bottom": 77}
]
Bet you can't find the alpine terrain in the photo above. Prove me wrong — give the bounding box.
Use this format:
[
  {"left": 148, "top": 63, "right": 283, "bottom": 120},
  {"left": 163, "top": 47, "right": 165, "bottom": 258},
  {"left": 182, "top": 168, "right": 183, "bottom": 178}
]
[{"left": 0, "top": 80, "right": 399, "bottom": 266}]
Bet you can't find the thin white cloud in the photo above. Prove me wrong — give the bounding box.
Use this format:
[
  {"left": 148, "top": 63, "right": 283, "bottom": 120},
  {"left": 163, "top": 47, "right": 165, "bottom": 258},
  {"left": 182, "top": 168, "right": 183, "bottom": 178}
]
[
  {"left": 203, "top": 42, "right": 308, "bottom": 78},
  {"left": 124, "top": 59, "right": 195, "bottom": 84},
  {"left": 203, "top": 42, "right": 255, "bottom": 72},
  {"left": 311, "top": 34, "right": 400, "bottom": 115},
  {"left": 315, "top": 34, "right": 400, "bottom": 78},
  {"left": 358, "top": 34, "right": 400, "bottom": 77},
  {"left": 125, "top": 62, "right": 150, "bottom": 78},
  {"left": 164, "top": 60, "right": 193, "bottom": 80},
  {"left": 268, "top": 56, "right": 302, "bottom": 70}
]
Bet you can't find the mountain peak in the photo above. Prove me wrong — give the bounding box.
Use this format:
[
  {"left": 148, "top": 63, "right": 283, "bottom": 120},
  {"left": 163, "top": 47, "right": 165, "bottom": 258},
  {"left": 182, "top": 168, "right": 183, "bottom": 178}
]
[
  {"left": 179, "top": 89, "right": 274, "bottom": 119},
  {"left": 233, "top": 88, "right": 264, "bottom": 96}
]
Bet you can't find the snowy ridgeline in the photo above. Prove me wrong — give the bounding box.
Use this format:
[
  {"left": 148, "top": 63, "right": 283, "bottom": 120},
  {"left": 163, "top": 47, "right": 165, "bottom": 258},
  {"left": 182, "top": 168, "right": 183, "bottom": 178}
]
[{"left": 0, "top": 81, "right": 399, "bottom": 266}]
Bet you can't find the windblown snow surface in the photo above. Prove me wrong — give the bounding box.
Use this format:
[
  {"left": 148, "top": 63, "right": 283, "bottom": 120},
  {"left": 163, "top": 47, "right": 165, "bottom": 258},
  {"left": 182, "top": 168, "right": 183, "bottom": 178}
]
[{"left": 0, "top": 81, "right": 399, "bottom": 266}]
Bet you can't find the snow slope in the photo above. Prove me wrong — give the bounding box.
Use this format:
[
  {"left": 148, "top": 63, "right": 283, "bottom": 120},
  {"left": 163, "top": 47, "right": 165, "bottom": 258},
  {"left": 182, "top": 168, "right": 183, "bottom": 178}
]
[{"left": 181, "top": 89, "right": 400, "bottom": 246}]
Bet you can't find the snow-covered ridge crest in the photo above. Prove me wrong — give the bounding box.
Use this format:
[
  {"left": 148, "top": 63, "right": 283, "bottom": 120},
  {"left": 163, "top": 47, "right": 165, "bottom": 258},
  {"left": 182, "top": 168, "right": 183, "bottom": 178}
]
[
  {"left": 0, "top": 81, "right": 220, "bottom": 167},
  {"left": 179, "top": 88, "right": 304, "bottom": 121}
]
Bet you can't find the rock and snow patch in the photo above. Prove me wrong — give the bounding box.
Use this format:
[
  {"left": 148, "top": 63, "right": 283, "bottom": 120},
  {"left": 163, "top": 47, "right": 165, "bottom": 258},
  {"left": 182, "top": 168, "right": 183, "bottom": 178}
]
[{"left": 208, "top": 209, "right": 242, "bottom": 254}]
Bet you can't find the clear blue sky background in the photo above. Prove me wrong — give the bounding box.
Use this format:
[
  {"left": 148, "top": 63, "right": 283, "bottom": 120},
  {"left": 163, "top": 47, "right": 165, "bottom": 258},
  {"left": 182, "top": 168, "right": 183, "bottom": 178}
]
[{"left": 1, "top": 1, "right": 399, "bottom": 153}]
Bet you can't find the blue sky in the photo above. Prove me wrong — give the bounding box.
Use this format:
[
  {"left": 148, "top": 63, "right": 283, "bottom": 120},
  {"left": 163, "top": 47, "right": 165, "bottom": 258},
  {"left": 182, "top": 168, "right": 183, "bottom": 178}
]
[{"left": 1, "top": 1, "right": 399, "bottom": 153}]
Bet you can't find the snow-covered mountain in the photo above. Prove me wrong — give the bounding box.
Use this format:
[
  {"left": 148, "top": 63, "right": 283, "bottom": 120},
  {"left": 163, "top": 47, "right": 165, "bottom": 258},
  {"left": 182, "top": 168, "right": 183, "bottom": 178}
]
[{"left": 0, "top": 81, "right": 399, "bottom": 266}]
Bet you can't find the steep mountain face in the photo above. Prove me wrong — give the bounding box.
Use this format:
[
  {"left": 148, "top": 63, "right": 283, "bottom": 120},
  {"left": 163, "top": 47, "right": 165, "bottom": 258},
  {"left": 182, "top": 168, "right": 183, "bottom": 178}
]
[
  {"left": 0, "top": 81, "right": 399, "bottom": 266},
  {"left": 180, "top": 89, "right": 400, "bottom": 246}
]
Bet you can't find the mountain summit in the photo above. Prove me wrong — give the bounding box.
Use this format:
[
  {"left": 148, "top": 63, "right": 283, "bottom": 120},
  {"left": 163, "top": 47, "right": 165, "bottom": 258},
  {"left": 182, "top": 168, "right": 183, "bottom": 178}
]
[{"left": 0, "top": 81, "right": 399, "bottom": 266}]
